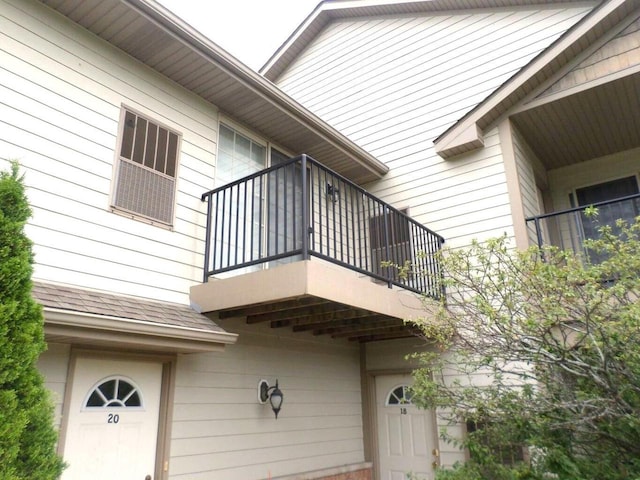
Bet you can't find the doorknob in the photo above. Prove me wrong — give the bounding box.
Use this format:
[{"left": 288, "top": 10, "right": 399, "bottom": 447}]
[{"left": 145, "top": 476, "right": 151, "bottom": 480}]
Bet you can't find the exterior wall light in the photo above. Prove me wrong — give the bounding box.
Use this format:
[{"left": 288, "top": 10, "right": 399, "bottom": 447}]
[{"left": 258, "top": 379, "right": 284, "bottom": 419}]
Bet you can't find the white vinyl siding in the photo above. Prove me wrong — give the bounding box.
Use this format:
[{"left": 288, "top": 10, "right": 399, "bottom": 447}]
[
  {"left": 274, "top": 4, "right": 594, "bottom": 249},
  {"left": 0, "top": 0, "right": 219, "bottom": 304},
  {"left": 171, "top": 327, "right": 363, "bottom": 479}
]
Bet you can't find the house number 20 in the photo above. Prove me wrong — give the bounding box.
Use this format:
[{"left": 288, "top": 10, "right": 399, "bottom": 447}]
[{"left": 107, "top": 413, "right": 120, "bottom": 424}]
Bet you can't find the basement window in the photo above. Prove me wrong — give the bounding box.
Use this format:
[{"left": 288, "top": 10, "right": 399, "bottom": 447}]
[
  {"left": 466, "top": 419, "right": 525, "bottom": 465},
  {"left": 112, "top": 108, "right": 181, "bottom": 226}
]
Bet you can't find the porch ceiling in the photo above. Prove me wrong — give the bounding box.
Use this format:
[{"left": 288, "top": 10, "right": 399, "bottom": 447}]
[
  {"left": 511, "top": 72, "right": 640, "bottom": 170},
  {"left": 190, "top": 261, "right": 427, "bottom": 343}
]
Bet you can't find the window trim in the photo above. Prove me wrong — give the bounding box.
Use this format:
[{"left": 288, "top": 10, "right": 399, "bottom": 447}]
[
  {"left": 569, "top": 174, "right": 640, "bottom": 207},
  {"left": 216, "top": 117, "right": 295, "bottom": 184},
  {"left": 213, "top": 120, "right": 300, "bottom": 273},
  {"left": 385, "top": 384, "right": 413, "bottom": 406},
  {"left": 82, "top": 375, "right": 145, "bottom": 410},
  {"left": 110, "top": 105, "right": 182, "bottom": 228}
]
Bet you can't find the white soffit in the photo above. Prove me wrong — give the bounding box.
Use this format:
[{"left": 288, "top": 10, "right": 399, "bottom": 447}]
[{"left": 35, "top": 0, "right": 388, "bottom": 183}]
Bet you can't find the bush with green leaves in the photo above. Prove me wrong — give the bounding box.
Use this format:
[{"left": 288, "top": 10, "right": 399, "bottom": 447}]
[
  {"left": 0, "top": 162, "right": 64, "bottom": 479},
  {"left": 411, "top": 213, "right": 640, "bottom": 480}
]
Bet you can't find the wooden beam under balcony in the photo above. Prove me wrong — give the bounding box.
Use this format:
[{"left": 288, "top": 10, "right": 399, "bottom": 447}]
[{"left": 190, "top": 260, "right": 429, "bottom": 343}]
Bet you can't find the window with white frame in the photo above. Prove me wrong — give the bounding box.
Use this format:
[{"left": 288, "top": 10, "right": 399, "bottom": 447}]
[
  {"left": 112, "top": 108, "right": 180, "bottom": 225},
  {"left": 216, "top": 123, "right": 266, "bottom": 185},
  {"left": 214, "top": 123, "right": 304, "bottom": 272}
]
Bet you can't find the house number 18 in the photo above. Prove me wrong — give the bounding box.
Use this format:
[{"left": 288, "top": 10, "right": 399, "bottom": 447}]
[
  {"left": 400, "top": 407, "right": 407, "bottom": 415},
  {"left": 107, "top": 413, "right": 120, "bottom": 424}
]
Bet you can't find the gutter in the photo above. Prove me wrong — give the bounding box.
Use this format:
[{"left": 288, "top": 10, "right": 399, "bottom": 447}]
[{"left": 123, "top": 0, "right": 389, "bottom": 179}]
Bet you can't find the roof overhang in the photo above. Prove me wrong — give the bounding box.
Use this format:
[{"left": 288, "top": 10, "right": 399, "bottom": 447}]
[
  {"left": 434, "top": 0, "right": 637, "bottom": 159},
  {"left": 43, "top": 308, "right": 237, "bottom": 353},
  {"left": 36, "top": 0, "right": 388, "bottom": 183},
  {"left": 510, "top": 71, "right": 640, "bottom": 169},
  {"left": 33, "top": 282, "right": 238, "bottom": 353}
]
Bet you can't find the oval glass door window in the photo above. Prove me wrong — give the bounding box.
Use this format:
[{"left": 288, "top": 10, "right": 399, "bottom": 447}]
[{"left": 84, "top": 376, "right": 143, "bottom": 408}]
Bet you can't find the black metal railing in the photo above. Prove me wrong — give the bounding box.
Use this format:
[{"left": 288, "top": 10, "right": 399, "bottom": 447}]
[
  {"left": 525, "top": 193, "right": 640, "bottom": 257},
  {"left": 201, "top": 155, "right": 445, "bottom": 298}
]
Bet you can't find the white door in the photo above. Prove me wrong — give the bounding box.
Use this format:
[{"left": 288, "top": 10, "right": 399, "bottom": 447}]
[
  {"left": 376, "top": 374, "right": 438, "bottom": 480},
  {"left": 62, "top": 357, "right": 163, "bottom": 480}
]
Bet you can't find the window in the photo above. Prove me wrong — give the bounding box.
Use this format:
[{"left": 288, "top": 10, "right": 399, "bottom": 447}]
[
  {"left": 216, "top": 123, "right": 266, "bottom": 185},
  {"left": 214, "top": 123, "right": 302, "bottom": 271},
  {"left": 370, "top": 208, "right": 411, "bottom": 281},
  {"left": 84, "top": 376, "right": 143, "bottom": 409},
  {"left": 385, "top": 385, "right": 413, "bottom": 406},
  {"left": 466, "top": 420, "right": 525, "bottom": 465},
  {"left": 574, "top": 176, "right": 639, "bottom": 234},
  {"left": 112, "top": 108, "right": 180, "bottom": 225},
  {"left": 214, "top": 124, "right": 267, "bottom": 270},
  {"left": 572, "top": 176, "right": 640, "bottom": 262}
]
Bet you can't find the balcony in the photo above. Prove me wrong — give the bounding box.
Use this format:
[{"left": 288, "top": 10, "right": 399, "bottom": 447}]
[
  {"left": 525, "top": 193, "right": 640, "bottom": 260},
  {"left": 190, "top": 155, "right": 445, "bottom": 342}
]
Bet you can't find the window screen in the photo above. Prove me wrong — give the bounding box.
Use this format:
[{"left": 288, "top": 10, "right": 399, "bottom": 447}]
[{"left": 112, "top": 109, "right": 180, "bottom": 225}]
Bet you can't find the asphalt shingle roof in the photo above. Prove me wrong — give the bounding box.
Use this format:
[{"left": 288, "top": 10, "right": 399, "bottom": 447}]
[{"left": 32, "top": 282, "right": 224, "bottom": 333}]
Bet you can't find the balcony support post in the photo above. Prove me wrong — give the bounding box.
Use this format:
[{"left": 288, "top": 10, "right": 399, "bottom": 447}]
[
  {"left": 202, "top": 192, "right": 213, "bottom": 283},
  {"left": 301, "top": 154, "right": 310, "bottom": 260},
  {"left": 383, "top": 204, "right": 392, "bottom": 289}
]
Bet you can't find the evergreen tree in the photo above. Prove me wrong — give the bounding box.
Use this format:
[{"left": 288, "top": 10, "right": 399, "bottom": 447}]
[{"left": 0, "top": 162, "right": 64, "bottom": 479}]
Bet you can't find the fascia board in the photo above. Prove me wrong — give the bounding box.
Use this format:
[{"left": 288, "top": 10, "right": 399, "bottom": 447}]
[
  {"left": 126, "top": 0, "right": 389, "bottom": 179},
  {"left": 43, "top": 307, "right": 238, "bottom": 352}
]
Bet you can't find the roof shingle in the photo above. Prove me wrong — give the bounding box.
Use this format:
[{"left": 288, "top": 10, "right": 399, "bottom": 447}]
[{"left": 31, "top": 282, "right": 224, "bottom": 333}]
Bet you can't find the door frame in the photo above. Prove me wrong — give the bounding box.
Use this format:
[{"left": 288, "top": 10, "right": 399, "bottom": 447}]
[
  {"left": 58, "top": 348, "right": 177, "bottom": 480},
  {"left": 364, "top": 369, "right": 440, "bottom": 480}
]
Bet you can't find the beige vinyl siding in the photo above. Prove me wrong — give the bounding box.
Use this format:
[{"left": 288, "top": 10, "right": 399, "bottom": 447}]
[
  {"left": 542, "top": 13, "right": 640, "bottom": 97},
  {"left": 511, "top": 125, "right": 545, "bottom": 245},
  {"left": 0, "top": 0, "right": 219, "bottom": 304},
  {"left": 171, "top": 326, "right": 363, "bottom": 479},
  {"left": 37, "top": 343, "right": 71, "bottom": 429},
  {"left": 388, "top": 128, "right": 516, "bottom": 248},
  {"left": 275, "top": 4, "right": 594, "bottom": 249}
]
